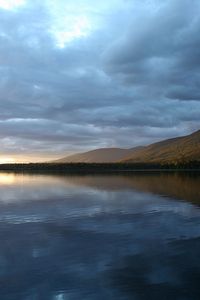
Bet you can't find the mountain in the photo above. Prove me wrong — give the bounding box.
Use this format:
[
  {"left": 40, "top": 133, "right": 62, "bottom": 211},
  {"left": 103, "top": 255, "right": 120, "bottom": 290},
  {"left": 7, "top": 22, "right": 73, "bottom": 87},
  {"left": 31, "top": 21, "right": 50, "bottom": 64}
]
[
  {"left": 121, "top": 130, "right": 200, "bottom": 164},
  {"left": 54, "top": 147, "right": 144, "bottom": 163},
  {"left": 53, "top": 130, "right": 200, "bottom": 164}
]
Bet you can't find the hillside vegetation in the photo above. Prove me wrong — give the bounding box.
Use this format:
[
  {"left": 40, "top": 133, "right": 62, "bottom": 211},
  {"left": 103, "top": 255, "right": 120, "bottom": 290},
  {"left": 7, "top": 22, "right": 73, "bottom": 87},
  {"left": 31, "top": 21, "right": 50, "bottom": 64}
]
[{"left": 122, "top": 130, "right": 200, "bottom": 164}]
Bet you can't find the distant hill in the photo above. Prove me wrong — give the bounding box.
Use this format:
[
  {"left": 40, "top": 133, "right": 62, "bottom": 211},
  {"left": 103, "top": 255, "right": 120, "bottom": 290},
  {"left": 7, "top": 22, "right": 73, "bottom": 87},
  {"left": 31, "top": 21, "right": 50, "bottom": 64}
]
[
  {"left": 54, "top": 147, "right": 144, "bottom": 163},
  {"left": 121, "top": 130, "right": 200, "bottom": 164},
  {"left": 53, "top": 130, "right": 200, "bottom": 165}
]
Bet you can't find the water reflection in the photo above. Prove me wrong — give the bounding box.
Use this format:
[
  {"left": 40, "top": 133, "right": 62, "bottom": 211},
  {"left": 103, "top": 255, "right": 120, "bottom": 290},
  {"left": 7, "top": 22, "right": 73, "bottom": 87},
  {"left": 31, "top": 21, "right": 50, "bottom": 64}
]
[{"left": 0, "top": 172, "right": 199, "bottom": 299}]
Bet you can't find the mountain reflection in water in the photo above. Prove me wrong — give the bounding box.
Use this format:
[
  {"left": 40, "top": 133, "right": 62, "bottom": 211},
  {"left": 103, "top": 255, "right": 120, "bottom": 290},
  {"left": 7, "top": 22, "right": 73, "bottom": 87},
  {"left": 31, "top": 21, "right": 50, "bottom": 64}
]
[{"left": 0, "top": 171, "right": 199, "bottom": 300}]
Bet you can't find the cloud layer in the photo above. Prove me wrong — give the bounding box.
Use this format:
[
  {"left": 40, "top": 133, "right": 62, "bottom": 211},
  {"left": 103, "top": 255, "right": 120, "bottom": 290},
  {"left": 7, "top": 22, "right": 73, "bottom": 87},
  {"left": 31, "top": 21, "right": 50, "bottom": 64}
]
[{"left": 0, "top": 0, "right": 200, "bottom": 160}]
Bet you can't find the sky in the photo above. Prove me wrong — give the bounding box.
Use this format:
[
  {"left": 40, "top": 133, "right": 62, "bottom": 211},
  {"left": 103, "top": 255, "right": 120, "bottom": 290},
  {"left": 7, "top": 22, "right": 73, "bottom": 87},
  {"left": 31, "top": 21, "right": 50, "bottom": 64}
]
[{"left": 0, "top": 0, "right": 200, "bottom": 162}]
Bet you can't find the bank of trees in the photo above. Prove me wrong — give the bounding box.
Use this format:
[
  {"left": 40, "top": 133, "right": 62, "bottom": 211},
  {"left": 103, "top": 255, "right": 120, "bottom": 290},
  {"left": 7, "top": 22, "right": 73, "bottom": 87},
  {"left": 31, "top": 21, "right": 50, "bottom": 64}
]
[{"left": 0, "top": 161, "right": 199, "bottom": 173}]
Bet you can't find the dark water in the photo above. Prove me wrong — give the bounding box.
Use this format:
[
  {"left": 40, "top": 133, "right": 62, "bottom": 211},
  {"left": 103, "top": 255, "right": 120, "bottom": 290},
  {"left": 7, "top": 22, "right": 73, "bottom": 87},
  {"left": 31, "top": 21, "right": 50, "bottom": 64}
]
[{"left": 0, "top": 172, "right": 200, "bottom": 300}]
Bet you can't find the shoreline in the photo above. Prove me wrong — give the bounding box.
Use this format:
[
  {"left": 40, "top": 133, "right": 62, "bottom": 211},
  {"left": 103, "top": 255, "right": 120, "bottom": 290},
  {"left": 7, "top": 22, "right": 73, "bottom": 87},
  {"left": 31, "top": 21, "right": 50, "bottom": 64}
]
[{"left": 0, "top": 163, "right": 199, "bottom": 174}]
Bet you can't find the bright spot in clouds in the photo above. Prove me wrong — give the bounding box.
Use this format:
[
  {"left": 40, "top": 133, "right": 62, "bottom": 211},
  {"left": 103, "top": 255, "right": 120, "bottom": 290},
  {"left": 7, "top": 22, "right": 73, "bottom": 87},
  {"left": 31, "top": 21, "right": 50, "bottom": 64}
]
[
  {"left": 0, "top": 0, "right": 25, "bottom": 10},
  {"left": 52, "top": 15, "right": 91, "bottom": 48},
  {"left": 0, "top": 157, "right": 16, "bottom": 164}
]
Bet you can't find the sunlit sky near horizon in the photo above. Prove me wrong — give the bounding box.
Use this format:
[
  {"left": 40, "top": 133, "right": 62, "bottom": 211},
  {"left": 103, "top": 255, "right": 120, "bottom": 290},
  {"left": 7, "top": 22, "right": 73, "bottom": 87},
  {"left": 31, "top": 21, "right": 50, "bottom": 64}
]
[{"left": 0, "top": 0, "right": 200, "bottom": 162}]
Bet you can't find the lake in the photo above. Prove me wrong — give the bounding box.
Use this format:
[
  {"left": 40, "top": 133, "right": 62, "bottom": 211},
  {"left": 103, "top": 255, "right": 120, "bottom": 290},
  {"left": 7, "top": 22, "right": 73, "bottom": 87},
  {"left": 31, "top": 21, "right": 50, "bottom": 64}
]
[{"left": 0, "top": 171, "right": 200, "bottom": 300}]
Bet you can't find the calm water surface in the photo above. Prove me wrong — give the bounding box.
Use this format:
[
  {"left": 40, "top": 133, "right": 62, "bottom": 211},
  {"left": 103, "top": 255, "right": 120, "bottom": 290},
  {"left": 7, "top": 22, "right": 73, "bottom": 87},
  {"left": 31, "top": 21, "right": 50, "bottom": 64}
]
[{"left": 0, "top": 172, "right": 200, "bottom": 300}]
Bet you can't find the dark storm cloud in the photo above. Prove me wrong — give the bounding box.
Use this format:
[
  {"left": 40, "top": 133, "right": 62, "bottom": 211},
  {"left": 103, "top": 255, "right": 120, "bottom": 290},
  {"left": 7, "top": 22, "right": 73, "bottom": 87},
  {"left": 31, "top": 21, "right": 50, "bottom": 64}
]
[
  {"left": 0, "top": 0, "right": 199, "bottom": 158},
  {"left": 104, "top": 0, "right": 200, "bottom": 101}
]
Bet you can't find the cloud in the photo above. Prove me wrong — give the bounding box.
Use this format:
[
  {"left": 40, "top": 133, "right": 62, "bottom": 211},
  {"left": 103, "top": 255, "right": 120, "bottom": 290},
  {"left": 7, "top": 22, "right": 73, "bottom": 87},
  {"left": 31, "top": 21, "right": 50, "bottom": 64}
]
[
  {"left": 103, "top": 0, "right": 200, "bottom": 100},
  {"left": 0, "top": 0, "right": 199, "bottom": 159}
]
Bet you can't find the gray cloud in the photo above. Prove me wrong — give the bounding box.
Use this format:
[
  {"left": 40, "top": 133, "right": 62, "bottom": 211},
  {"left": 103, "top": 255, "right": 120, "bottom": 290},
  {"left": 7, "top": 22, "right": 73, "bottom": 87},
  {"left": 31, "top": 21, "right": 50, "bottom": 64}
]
[
  {"left": 104, "top": 0, "right": 200, "bottom": 100},
  {"left": 0, "top": 0, "right": 199, "bottom": 160}
]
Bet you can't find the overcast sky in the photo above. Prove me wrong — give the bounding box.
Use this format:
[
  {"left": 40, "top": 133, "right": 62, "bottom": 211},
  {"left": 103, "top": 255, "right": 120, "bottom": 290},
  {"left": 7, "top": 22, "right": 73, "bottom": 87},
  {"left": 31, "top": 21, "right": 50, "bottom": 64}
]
[{"left": 0, "top": 0, "right": 200, "bottom": 162}]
